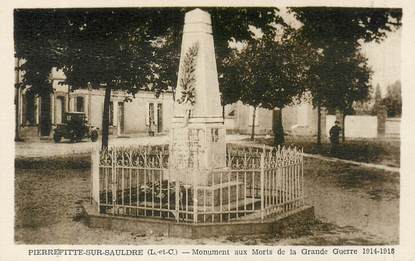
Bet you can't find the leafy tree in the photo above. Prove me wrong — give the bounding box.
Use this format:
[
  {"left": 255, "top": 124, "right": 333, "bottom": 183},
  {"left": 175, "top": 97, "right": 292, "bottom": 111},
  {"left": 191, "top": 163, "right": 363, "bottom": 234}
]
[
  {"left": 353, "top": 100, "right": 373, "bottom": 115},
  {"left": 291, "top": 7, "right": 402, "bottom": 144},
  {"left": 220, "top": 47, "right": 270, "bottom": 141},
  {"left": 383, "top": 81, "right": 401, "bottom": 117},
  {"left": 57, "top": 9, "right": 165, "bottom": 148},
  {"left": 14, "top": 10, "right": 67, "bottom": 139},
  {"left": 221, "top": 29, "right": 313, "bottom": 144},
  {"left": 325, "top": 52, "right": 373, "bottom": 141},
  {"left": 371, "top": 83, "right": 384, "bottom": 115},
  {"left": 15, "top": 8, "right": 283, "bottom": 148}
]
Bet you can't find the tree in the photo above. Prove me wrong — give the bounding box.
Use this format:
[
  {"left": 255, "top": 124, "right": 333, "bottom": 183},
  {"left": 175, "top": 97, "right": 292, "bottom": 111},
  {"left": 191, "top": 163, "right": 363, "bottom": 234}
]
[
  {"left": 14, "top": 10, "right": 67, "bottom": 139},
  {"left": 291, "top": 7, "right": 402, "bottom": 144},
  {"left": 353, "top": 100, "right": 373, "bottom": 115},
  {"left": 58, "top": 9, "right": 166, "bottom": 148},
  {"left": 15, "top": 8, "right": 283, "bottom": 148},
  {"left": 325, "top": 53, "right": 373, "bottom": 141},
  {"left": 221, "top": 48, "right": 270, "bottom": 141},
  {"left": 371, "top": 83, "right": 384, "bottom": 115},
  {"left": 306, "top": 48, "right": 373, "bottom": 142},
  {"left": 383, "top": 81, "right": 401, "bottom": 117},
  {"left": 221, "top": 29, "right": 312, "bottom": 144}
]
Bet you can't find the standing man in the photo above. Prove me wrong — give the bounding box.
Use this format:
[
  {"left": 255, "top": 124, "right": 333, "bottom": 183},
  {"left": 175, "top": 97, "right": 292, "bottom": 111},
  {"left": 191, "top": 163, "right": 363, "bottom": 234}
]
[{"left": 329, "top": 120, "right": 342, "bottom": 154}]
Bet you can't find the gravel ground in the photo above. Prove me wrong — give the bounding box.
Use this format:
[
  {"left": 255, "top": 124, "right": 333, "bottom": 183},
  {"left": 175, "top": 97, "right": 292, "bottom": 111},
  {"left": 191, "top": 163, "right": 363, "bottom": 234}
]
[
  {"left": 15, "top": 134, "right": 169, "bottom": 158},
  {"left": 14, "top": 156, "right": 399, "bottom": 245}
]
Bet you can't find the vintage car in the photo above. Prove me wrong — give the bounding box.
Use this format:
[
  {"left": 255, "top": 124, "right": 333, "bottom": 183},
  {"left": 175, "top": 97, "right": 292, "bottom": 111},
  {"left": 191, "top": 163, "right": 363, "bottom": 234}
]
[{"left": 53, "top": 112, "right": 99, "bottom": 143}]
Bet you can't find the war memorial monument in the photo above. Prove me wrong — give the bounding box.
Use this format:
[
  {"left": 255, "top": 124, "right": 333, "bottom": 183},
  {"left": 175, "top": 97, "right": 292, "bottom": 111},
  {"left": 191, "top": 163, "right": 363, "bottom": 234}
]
[{"left": 86, "top": 8, "right": 313, "bottom": 238}]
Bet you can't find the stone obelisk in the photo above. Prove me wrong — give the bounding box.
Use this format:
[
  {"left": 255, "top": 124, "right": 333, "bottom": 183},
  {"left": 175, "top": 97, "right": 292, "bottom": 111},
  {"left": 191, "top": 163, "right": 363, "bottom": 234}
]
[{"left": 170, "top": 9, "right": 226, "bottom": 185}]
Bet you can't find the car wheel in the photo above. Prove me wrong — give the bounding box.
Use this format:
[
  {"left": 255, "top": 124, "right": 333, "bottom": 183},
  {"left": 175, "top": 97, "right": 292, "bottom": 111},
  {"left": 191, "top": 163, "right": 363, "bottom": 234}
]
[
  {"left": 90, "top": 130, "right": 98, "bottom": 142},
  {"left": 53, "top": 133, "right": 62, "bottom": 143}
]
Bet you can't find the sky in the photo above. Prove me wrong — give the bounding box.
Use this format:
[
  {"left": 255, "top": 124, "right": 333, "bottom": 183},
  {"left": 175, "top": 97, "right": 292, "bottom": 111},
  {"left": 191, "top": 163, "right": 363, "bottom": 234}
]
[
  {"left": 361, "top": 28, "right": 401, "bottom": 97},
  {"left": 279, "top": 7, "right": 401, "bottom": 98}
]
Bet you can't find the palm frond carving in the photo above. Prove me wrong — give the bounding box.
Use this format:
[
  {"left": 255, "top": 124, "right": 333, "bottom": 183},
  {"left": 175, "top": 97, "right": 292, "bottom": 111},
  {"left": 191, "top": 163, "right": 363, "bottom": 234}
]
[{"left": 177, "top": 42, "right": 199, "bottom": 106}]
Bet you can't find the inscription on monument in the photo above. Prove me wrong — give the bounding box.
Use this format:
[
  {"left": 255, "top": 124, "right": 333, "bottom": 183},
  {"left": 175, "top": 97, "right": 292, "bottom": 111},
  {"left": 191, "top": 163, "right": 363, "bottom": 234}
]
[
  {"left": 188, "top": 128, "right": 204, "bottom": 169},
  {"left": 211, "top": 128, "right": 219, "bottom": 142},
  {"left": 171, "top": 128, "right": 187, "bottom": 169},
  {"left": 172, "top": 128, "right": 205, "bottom": 169}
]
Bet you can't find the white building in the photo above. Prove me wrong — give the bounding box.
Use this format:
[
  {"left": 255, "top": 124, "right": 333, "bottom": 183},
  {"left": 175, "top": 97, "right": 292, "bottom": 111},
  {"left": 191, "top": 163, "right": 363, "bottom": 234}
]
[{"left": 16, "top": 65, "right": 320, "bottom": 139}]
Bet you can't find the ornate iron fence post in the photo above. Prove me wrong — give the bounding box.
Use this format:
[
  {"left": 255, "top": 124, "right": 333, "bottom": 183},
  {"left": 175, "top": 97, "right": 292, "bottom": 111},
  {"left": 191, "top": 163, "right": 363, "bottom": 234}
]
[
  {"left": 193, "top": 174, "right": 198, "bottom": 223},
  {"left": 301, "top": 147, "right": 304, "bottom": 206},
  {"left": 111, "top": 148, "right": 116, "bottom": 215},
  {"left": 175, "top": 180, "right": 180, "bottom": 222}
]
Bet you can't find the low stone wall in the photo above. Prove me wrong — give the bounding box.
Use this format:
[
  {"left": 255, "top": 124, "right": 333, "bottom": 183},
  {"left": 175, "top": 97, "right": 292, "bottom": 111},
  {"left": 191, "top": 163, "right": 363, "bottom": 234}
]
[
  {"left": 345, "top": 116, "right": 378, "bottom": 138},
  {"left": 83, "top": 202, "right": 314, "bottom": 239},
  {"left": 326, "top": 115, "right": 378, "bottom": 139},
  {"left": 385, "top": 118, "right": 400, "bottom": 138}
]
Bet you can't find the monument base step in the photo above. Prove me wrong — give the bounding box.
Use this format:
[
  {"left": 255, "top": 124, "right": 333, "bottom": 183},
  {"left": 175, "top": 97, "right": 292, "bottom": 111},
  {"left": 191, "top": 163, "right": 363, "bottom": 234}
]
[
  {"left": 101, "top": 196, "right": 262, "bottom": 223},
  {"left": 197, "top": 180, "right": 242, "bottom": 190},
  {"left": 84, "top": 202, "right": 315, "bottom": 239}
]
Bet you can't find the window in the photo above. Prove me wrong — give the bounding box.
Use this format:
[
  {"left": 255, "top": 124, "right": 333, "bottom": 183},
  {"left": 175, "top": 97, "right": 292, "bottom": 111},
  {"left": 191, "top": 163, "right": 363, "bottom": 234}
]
[
  {"left": 211, "top": 128, "right": 219, "bottom": 142},
  {"left": 76, "top": 96, "right": 84, "bottom": 112},
  {"left": 55, "top": 96, "right": 65, "bottom": 124},
  {"left": 148, "top": 103, "right": 155, "bottom": 125}
]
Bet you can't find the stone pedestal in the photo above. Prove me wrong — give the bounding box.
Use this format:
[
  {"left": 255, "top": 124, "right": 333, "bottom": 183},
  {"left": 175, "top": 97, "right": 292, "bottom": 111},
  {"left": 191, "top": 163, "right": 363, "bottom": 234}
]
[
  {"left": 170, "top": 9, "right": 226, "bottom": 186},
  {"left": 170, "top": 121, "right": 226, "bottom": 185}
]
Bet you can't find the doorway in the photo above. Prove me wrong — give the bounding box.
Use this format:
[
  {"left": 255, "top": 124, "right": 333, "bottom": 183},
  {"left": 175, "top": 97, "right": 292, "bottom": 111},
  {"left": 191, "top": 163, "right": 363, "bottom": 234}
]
[
  {"left": 117, "top": 102, "right": 124, "bottom": 135},
  {"left": 55, "top": 96, "right": 65, "bottom": 124}
]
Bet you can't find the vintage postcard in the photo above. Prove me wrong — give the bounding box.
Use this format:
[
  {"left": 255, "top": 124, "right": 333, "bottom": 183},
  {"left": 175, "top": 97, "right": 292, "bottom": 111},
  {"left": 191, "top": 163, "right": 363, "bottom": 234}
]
[{"left": 1, "top": 0, "right": 414, "bottom": 260}]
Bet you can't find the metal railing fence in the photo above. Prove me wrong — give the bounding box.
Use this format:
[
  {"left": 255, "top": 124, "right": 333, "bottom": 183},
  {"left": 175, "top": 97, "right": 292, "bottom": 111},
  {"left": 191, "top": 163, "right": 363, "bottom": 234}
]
[{"left": 92, "top": 143, "right": 304, "bottom": 223}]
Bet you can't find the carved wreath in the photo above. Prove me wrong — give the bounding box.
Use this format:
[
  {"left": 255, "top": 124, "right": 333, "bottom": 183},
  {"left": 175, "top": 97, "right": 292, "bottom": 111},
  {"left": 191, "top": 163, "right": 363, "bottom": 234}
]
[{"left": 177, "top": 42, "right": 199, "bottom": 106}]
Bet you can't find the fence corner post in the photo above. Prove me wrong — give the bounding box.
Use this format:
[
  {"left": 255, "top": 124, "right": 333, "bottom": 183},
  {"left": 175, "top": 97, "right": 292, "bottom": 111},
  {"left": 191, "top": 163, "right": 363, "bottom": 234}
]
[
  {"left": 260, "top": 151, "right": 265, "bottom": 221},
  {"left": 193, "top": 170, "right": 198, "bottom": 224},
  {"left": 91, "top": 144, "right": 100, "bottom": 212}
]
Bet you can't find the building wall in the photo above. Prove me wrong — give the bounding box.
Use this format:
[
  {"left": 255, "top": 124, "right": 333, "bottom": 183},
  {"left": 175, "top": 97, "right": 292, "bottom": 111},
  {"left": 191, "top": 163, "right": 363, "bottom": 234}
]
[
  {"left": 345, "top": 116, "right": 378, "bottom": 138},
  {"left": 326, "top": 115, "right": 378, "bottom": 139},
  {"left": 18, "top": 81, "right": 328, "bottom": 139},
  {"left": 123, "top": 92, "right": 173, "bottom": 134},
  {"left": 17, "top": 67, "right": 175, "bottom": 138},
  {"left": 223, "top": 100, "right": 323, "bottom": 137},
  {"left": 385, "top": 118, "right": 400, "bottom": 138},
  {"left": 17, "top": 67, "right": 330, "bottom": 139},
  {"left": 237, "top": 104, "right": 273, "bottom": 135},
  {"left": 282, "top": 102, "right": 321, "bottom": 136},
  {"left": 281, "top": 106, "right": 298, "bottom": 134},
  {"left": 224, "top": 101, "right": 273, "bottom": 135}
]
